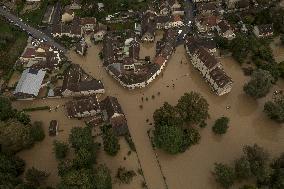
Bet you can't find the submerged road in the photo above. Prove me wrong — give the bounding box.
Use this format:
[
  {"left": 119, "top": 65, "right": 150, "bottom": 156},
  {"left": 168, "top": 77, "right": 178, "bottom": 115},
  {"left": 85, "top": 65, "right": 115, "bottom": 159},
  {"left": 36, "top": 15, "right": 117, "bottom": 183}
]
[{"left": 0, "top": 6, "right": 66, "bottom": 53}]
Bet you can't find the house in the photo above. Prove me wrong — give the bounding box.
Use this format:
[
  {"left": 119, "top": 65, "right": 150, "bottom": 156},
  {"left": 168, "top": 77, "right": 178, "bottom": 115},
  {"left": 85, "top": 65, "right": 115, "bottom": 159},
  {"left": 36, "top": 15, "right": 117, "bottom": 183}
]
[
  {"left": 52, "top": 22, "right": 83, "bottom": 38},
  {"left": 185, "top": 37, "right": 232, "bottom": 95},
  {"left": 80, "top": 17, "right": 97, "bottom": 31},
  {"left": 75, "top": 40, "right": 87, "bottom": 56},
  {"left": 68, "top": 0, "right": 82, "bottom": 10},
  {"left": 141, "top": 11, "right": 157, "bottom": 42},
  {"left": 14, "top": 68, "right": 46, "bottom": 99},
  {"left": 193, "top": 0, "right": 216, "bottom": 2},
  {"left": 253, "top": 24, "right": 274, "bottom": 38},
  {"left": 196, "top": 2, "right": 217, "bottom": 15},
  {"left": 49, "top": 120, "right": 58, "bottom": 136},
  {"left": 61, "top": 64, "right": 105, "bottom": 97},
  {"left": 66, "top": 95, "right": 101, "bottom": 118},
  {"left": 216, "top": 20, "right": 236, "bottom": 40},
  {"left": 93, "top": 30, "right": 107, "bottom": 42},
  {"left": 208, "top": 67, "right": 233, "bottom": 96},
  {"left": 234, "top": 0, "right": 249, "bottom": 11},
  {"left": 26, "top": 0, "right": 41, "bottom": 3},
  {"left": 101, "top": 96, "right": 129, "bottom": 136},
  {"left": 61, "top": 9, "right": 75, "bottom": 23},
  {"left": 97, "top": 2, "right": 104, "bottom": 11},
  {"left": 195, "top": 15, "right": 220, "bottom": 33}
]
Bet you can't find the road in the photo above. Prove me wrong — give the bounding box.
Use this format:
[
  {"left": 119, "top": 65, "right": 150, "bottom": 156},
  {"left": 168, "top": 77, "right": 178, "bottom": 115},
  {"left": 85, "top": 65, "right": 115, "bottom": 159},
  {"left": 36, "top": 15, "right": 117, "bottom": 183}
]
[
  {"left": 0, "top": 6, "right": 66, "bottom": 53},
  {"left": 177, "top": 0, "right": 195, "bottom": 45}
]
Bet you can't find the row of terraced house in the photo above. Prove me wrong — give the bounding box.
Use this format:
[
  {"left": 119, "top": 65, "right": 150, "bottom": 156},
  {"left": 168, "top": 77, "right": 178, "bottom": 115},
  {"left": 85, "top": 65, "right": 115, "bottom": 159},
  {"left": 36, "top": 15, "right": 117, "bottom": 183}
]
[{"left": 185, "top": 36, "right": 233, "bottom": 96}]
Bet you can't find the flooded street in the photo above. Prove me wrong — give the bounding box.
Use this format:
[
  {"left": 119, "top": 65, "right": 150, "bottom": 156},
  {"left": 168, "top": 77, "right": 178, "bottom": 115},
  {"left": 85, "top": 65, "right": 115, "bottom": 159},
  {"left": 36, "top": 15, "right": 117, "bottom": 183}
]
[{"left": 13, "top": 39, "right": 284, "bottom": 189}]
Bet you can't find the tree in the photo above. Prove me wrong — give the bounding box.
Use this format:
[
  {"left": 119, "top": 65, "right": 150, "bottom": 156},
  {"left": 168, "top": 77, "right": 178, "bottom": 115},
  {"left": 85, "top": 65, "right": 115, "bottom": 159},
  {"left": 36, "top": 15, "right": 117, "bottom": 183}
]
[
  {"left": 153, "top": 102, "right": 182, "bottom": 127},
  {"left": 213, "top": 163, "right": 235, "bottom": 189},
  {"left": 154, "top": 124, "right": 184, "bottom": 154},
  {"left": 116, "top": 167, "right": 136, "bottom": 184},
  {"left": 0, "top": 152, "right": 25, "bottom": 187},
  {"left": 0, "top": 96, "right": 15, "bottom": 121},
  {"left": 254, "top": 60, "right": 280, "bottom": 82},
  {"left": 30, "top": 121, "right": 45, "bottom": 142},
  {"left": 15, "top": 111, "right": 31, "bottom": 125},
  {"left": 212, "top": 117, "right": 230, "bottom": 135},
  {"left": 243, "top": 144, "right": 270, "bottom": 181},
  {"left": 234, "top": 156, "right": 252, "bottom": 180},
  {"left": 73, "top": 147, "right": 96, "bottom": 169},
  {"left": 53, "top": 140, "right": 69, "bottom": 160},
  {"left": 59, "top": 169, "right": 95, "bottom": 189},
  {"left": 94, "top": 164, "right": 112, "bottom": 189},
  {"left": 279, "top": 61, "right": 284, "bottom": 79},
  {"left": 101, "top": 124, "right": 120, "bottom": 156},
  {"left": 230, "top": 34, "right": 250, "bottom": 64},
  {"left": 176, "top": 92, "right": 209, "bottom": 125},
  {"left": 57, "top": 159, "right": 73, "bottom": 177},
  {"left": 69, "top": 127, "right": 94, "bottom": 151},
  {"left": 183, "top": 128, "right": 201, "bottom": 146},
  {"left": 264, "top": 94, "right": 284, "bottom": 123},
  {"left": 25, "top": 167, "right": 49, "bottom": 188},
  {"left": 0, "top": 120, "right": 34, "bottom": 153},
  {"left": 243, "top": 69, "right": 273, "bottom": 98},
  {"left": 269, "top": 153, "right": 284, "bottom": 189}
]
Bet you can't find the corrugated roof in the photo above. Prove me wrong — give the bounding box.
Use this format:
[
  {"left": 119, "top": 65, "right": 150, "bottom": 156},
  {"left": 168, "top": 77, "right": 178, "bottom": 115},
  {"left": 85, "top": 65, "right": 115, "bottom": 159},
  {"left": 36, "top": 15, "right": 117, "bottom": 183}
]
[{"left": 14, "top": 68, "right": 46, "bottom": 96}]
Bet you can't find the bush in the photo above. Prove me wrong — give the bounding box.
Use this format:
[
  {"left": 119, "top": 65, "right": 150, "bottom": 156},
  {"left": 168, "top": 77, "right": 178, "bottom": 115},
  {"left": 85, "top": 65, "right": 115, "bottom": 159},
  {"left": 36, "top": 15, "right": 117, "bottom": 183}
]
[
  {"left": 212, "top": 117, "right": 230, "bottom": 135},
  {"left": 116, "top": 167, "right": 136, "bottom": 184},
  {"left": 124, "top": 134, "right": 136, "bottom": 152},
  {"left": 22, "top": 106, "right": 50, "bottom": 112},
  {"left": 53, "top": 140, "right": 69, "bottom": 160},
  {"left": 31, "top": 121, "right": 45, "bottom": 142}
]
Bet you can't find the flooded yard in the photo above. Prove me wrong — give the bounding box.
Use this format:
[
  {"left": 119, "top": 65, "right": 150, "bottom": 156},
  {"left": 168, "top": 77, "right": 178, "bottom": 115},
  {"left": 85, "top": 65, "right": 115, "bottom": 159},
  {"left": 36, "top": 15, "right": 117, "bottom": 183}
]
[{"left": 13, "top": 39, "right": 284, "bottom": 189}]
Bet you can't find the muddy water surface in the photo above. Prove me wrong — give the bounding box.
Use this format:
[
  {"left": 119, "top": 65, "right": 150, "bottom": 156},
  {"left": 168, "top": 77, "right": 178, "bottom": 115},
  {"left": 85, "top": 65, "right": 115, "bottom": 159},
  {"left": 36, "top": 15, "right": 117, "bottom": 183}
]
[{"left": 13, "top": 39, "right": 284, "bottom": 189}]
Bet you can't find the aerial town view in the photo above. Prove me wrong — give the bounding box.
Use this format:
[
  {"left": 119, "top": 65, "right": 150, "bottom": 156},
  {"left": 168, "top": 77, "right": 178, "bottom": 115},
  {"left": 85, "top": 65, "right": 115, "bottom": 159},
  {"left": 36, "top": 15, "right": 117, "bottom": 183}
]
[{"left": 0, "top": 0, "right": 284, "bottom": 188}]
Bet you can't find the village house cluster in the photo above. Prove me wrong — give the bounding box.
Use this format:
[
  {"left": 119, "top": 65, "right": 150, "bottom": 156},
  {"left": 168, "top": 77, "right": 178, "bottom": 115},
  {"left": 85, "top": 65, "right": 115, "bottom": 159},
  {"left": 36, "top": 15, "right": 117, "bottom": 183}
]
[
  {"left": 14, "top": 38, "right": 63, "bottom": 99},
  {"left": 141, "top": 0, "right": 184, "bottom": 42},
  {"left": 103, "top": 28, "right": 178, "bottom": 89},
  {"left": 66, "top": 95, "right": 129, "bottom": 136}
]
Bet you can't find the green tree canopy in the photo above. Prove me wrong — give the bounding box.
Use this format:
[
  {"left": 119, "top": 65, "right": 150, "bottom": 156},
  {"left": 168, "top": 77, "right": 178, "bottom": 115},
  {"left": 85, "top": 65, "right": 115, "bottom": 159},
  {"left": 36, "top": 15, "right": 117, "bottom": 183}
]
[
  {"left": 234, "top": 156, "right": 252, "bottom": 180},
  {"left": 213, "top": 163, "right": 235, "bottom": 189},
  {"left": 25, "top": 167, "right": 49, "bottom": 188},
  {"left": 94, "top": 164, "right": 112, "bottom": 189},
  {"left": 0, "top": 120, "right": 34, "bottom": 153},
  {"left": 212, "top": 117, "right": 230, "bottom": 135},
  {"left": 243, "top": 144, "right": 270, "bottom": 182},
  {"left": 264, "top": 94, "right": 284, "bottom": 123},
  {"left": 100, "top": 124, "right": 120, "bottom": 156},
  {"left": 154, "top": 124, "right": 184, "bottom": 154},
  {"left": 176, "top": 92, "right": 209, "bottom": 125},
  {"left": 0, "top": 96, "right": 15, "bottom": 121},
  {"left": 69, "top": 127, "right": 94, "bottom": 151},
  {"left": 59, "top": 169, "right": 95, "bottom": 189},
  {"left": 243, "top": 69, "right": 273, "bottom": 98},
  {"left": 153, "top": 102, "right": 182, "bottom": 127},
  {"left": 53, "top": 140, "right": 69, "bottom": 160}
]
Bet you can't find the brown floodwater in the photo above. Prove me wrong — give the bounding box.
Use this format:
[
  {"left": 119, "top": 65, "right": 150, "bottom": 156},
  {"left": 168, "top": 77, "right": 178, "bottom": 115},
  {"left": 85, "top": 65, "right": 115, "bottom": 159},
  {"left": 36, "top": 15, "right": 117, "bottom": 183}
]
[{"left": 13, "top": 36, "right": 284, "bottom": 189}]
